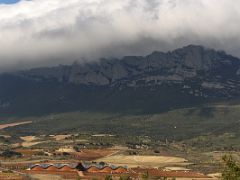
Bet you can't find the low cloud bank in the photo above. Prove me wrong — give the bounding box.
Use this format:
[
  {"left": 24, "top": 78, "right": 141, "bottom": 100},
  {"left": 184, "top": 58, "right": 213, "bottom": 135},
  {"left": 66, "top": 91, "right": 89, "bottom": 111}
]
[{"left": 0, "top": 0, "right": 240, "bottom": 70}]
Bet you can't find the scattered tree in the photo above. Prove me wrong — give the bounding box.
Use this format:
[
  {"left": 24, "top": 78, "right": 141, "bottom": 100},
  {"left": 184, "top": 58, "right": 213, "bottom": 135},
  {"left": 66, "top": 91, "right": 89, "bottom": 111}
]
[
  {"left": 119, "top": 175, "right": 131, "bottom": 180},
  {"left": 222, "top": 155, "right": 240, "bottom": 180},
  {"left": 73, "top": 146, "right": 81, "bottom": 152},
  {"left": 141, "top": 171, "right": 149, "bottom": 180},
  {"left": 35, "top": 151, "right": 44, "bottom": 156},
  {"left": 62, "top": 152, "right": 71, "bottom": 156},
  {"left": 99, "top": 161, "right": 106, "bottom": 166},
  {"left": 105, "top": 175, "right": 113, "bottom": 180}
]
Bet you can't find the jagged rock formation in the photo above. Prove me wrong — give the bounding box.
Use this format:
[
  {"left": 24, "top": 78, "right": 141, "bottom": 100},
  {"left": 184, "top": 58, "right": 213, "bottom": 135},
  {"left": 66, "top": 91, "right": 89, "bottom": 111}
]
[{"left": 1, "top": 45, "right": 240, "bottom": 116}]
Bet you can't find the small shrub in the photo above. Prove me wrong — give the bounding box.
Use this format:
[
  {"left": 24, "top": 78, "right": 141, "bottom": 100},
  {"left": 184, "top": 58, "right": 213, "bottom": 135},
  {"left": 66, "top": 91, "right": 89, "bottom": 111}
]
[{"left": 62, "top": 152, "right": 71, "bottom": 156}]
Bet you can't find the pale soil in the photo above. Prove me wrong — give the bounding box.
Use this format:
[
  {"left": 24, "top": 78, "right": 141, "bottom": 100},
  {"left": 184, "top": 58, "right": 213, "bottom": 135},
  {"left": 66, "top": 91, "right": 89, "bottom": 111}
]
[
  {"left": 0, "top": 172, "right": 24, "bottom": 180},
  {"left": 208, "top": 173, "right": 222, "bottom": 178},
  {"left": 21, "top": 141, "right": 42, "bottom": 147},
  {"left": 28, "top": 174, "right": 65, "bottom": 180},
  {"left": 53, "top": 135, "right": 72, "bottom": 141},
  {"left": 20, "top": 135, "right": 42, "bottom": 147},
  {"left": 21, "top": 140, "right": 48, "bottom": 147},
  {"left": 57, "top": 146, "right": 76, "bottom": 153},
  {"left": 164, "top": 166, "right": 190, "bottom": 171},
  {"left": 97, "top": 155, "right": 189, "bottom": 168},
  {"left": 0, "top": 121, "right": 32, "bottom": 130},
  {"left": 72, "top": 149, "right": 118, "bottom": 161},
  {"left": 91, "top": 134, "right": 116, "bottom": 137},
  {"left": 20, "top": 136, "right": 38, "bottom": 142}
]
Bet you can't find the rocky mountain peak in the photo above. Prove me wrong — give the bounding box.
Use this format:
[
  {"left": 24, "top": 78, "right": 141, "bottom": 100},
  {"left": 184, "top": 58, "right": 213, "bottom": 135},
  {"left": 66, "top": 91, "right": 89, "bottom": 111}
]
[
  {"left": 1, "top": 45, "right": 240, "bottom": 116},
  {"left": 16, "top": 45, "right": 240, "bottom": 87}
]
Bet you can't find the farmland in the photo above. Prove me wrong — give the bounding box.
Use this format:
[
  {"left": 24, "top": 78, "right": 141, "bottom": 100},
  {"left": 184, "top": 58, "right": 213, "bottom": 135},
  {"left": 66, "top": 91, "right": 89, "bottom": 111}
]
[
  {"left": 0, "top": 104, "right": 239, "bottom": 179},
  {"left": 96, "top": 155, "right": 189, "bottom": 168},
  {"left": 0, "top": 128, "right": 224, "bottom": 179}
]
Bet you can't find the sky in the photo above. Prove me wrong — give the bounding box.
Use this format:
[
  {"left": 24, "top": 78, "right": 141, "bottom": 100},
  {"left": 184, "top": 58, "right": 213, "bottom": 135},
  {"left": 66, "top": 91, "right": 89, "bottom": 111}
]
[
  {"left": 0, "top": 0, "right": 20, "bottom": 4},
  {"left": 0, "top": 0, "right": 240, "bottom": 70}
]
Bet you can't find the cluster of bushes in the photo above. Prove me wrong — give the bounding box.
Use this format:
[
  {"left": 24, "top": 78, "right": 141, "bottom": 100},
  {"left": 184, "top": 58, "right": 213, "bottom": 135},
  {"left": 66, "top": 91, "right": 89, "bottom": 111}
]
[
  {"left": 0, "top": 150, "right": 22, "bottom": 158},
  {"left": 222, "top": 155, "right": 240, "bottom": 179}
]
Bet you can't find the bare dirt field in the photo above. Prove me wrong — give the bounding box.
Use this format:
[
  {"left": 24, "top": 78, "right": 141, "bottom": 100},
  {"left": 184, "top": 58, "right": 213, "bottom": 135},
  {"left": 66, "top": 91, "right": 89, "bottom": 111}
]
[
  {"left": 20, "top": 136, "right": 38, "bottom": 142},
  {"left": 97, "top": 155, "right": 189, "bottom": 168},
  {"left": 25, "top": 170, "right": 79, "bottom": 180},
  {"left": 72, "top": 149, "right": 118, "bottom": 161},
  {"left": 21, "top": 141, "right": 41, "bottom": 147},
  {"left": 20, "top": 135, "right": 43, "bottom": 147},
  {"left": 57, "top": 146, "right": 76, "bottom": 153},
  {"left": 0, "top": 172, "right": 25, "bottom": 180},
  {"left": 0, "top": 121, "right": 32, "bottom": 130},
  {"left": 164, "top": 166, "right": 190, "bottom": 171},
  {"left": 28, "top": 174, "right": 64, "bottom": 180},
  {"left": 53, "top": 135, "right": 72, "bottom": 141}
]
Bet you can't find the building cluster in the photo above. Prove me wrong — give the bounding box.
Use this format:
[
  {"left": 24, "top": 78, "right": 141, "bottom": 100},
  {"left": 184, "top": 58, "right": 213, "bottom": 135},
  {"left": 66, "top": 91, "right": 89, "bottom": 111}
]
[
  {"left": 26, "top": 162, "right": 213, "bottom": 179},
  {"left": 27, "top": 162, "right": 129, "bottom": 179}
]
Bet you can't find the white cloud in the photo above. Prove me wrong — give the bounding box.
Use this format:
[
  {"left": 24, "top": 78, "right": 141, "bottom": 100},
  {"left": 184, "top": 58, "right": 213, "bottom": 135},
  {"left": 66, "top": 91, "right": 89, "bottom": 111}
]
[{"left": 0, "top": 0, "right": 240, "bottom": 69}]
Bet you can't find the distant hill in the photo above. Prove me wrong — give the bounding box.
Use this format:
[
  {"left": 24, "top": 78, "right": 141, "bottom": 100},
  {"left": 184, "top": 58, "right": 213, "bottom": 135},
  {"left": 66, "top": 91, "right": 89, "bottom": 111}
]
[{"left": 0, "top": 45, "right": 240, "bottom": 116}]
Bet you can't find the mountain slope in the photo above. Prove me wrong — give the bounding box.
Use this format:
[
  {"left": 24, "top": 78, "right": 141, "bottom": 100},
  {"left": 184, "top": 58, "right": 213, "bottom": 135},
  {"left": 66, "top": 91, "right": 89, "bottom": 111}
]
[
  {"left": 6, "top": 104, "right": 240, "bottom": 148},
  {"left": 0, "top": 45, "right": 240, "bottom": 116}
]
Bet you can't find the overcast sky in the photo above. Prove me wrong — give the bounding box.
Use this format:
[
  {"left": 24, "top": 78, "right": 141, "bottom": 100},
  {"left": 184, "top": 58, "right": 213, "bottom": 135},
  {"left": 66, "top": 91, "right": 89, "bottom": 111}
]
[{"left": 0, "top": 0, "right": 240, "bottom": 70}]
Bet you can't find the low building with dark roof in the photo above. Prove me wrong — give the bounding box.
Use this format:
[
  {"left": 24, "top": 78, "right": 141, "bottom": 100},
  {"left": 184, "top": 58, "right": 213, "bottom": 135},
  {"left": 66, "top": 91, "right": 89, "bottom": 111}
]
[{"left": 28, "top": 162, "right": 128, "bottom": 174}]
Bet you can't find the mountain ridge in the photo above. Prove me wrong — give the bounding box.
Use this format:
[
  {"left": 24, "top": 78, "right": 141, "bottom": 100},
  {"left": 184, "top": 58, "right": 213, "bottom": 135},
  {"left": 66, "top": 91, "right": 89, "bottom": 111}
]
[
  {"left": 15, "top": 44, "right": 240, "bottom": 86},
  {"left": 0, "top": 45, "right": 240, "bottom": 116}
]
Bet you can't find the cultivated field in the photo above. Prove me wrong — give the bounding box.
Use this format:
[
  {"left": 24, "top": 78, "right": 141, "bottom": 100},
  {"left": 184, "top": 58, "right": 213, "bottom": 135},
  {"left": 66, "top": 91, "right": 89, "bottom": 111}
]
[
  {"left": 28, "top": 174, "right": 64, "bottom": 180},
  {"left": 97, "top": 155, "right": 189, "bottom": 168},
  {"left": 72, "top": 149, "right": 118, "bottom": 161}
]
